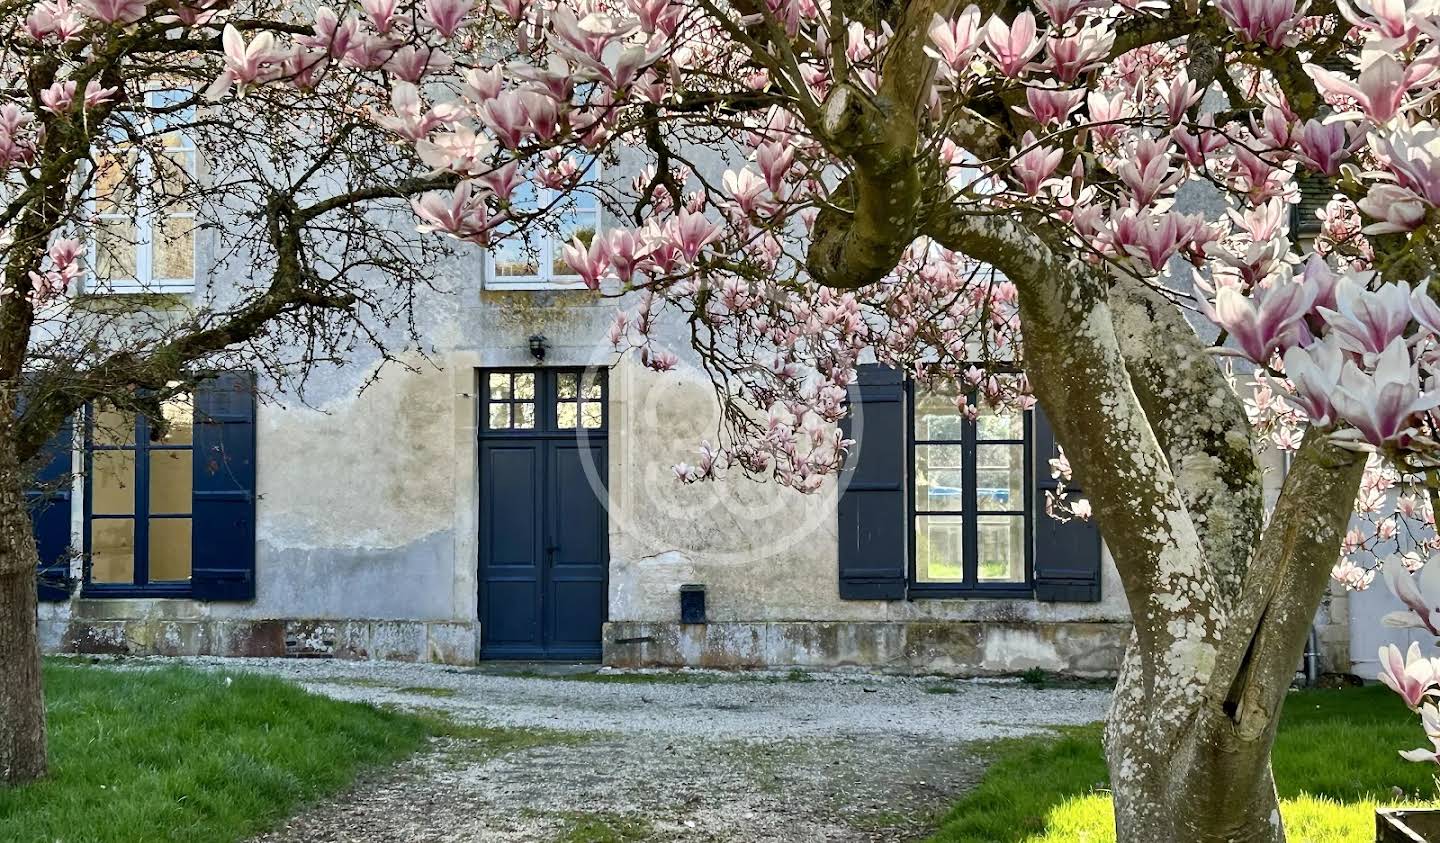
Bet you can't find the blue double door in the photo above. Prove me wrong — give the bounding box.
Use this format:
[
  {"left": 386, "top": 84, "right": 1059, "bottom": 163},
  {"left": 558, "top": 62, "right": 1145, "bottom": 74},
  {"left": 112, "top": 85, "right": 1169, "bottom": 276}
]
[{"left": 478, "top": 369, "right": 609, "bottom": 660}]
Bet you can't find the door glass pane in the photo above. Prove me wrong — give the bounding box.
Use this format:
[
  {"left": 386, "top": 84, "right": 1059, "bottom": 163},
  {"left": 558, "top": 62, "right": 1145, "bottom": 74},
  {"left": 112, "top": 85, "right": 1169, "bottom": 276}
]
[
  {"left": 977, "top": 407, "right": 1022, "bottom": 440},
  {"left": 976, "top": 444, "right": 1023, "bottom": 511},
  {"left": 581, "top": 401, "right": 602, "bottom": 429},
  {"left": 487, "top": 403, "right": 511, "bottom": 428},
  {"left": 915, "top": 515, "right": 964, "bottom": 582},
  {"left": 915, "top": 444, "right": 964, "bottom": 513},
  {"left": 149, "top": 449, "right": 192, "bottom": 514},
  {"left": 977, "top": 515, "right": 1025, "bottom": 582},
  {"left": 488, "top": 373, "right": 512, "bottom": 400},
  {"left": 90, "top": 519, "right": 135, "bottom": 583},
  {"left": 148, "top": 518, "right": 192, "bottom": 581},
  {"left": 154, "top": 393, "right": 193, "bottom": 445},
  {"left": 915, "top": 388, "right": 963, "bottom": 441},
  {"left": 557, "top": 403, "right": 578, "bottom": 429},
  {"left": 91, "top": 450, "right": 135, "bottom": 515},
  {"left": 581, "top": 374, "right": 603, "bottom": 400},
  {"left": 513, "top": 373, "right": 535, "bottom": 399},
  {"left": 515, "top": 402, "right": 535, "bottom": 429},
  {"left": 557, "top": 373, "right": 578, "bottom": 399},
  {"left": 93, "top": 405, "right": 136, "bottom": 446}
]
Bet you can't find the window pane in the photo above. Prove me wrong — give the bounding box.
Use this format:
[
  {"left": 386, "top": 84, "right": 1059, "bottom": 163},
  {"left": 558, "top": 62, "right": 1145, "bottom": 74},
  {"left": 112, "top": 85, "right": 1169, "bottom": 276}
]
[
  {"left": 94, "top": 220, "right": 137, "bottom": 279},
  {"left": 976, "top": 444, "right": 1024, "bottom": 511},
  {"left": 94, "top": 153, "right": 136, "bottom": 214},
  {"left": 915, "top": 388, "right": 964, "bottom": 441},
  {"left": 90, "top": 519, "right": 135, "bottom": 584},
  {"left": 557, "top": 373, "right": 578, "bottom": 399},
  {"left": 149, "top": 449, "right": 192, "bottom": 515},
  {"left": 157, "top": 151, "right": 195, "bottom": 208},
  {"left": 93, "top": 405, "right": 136, "bottom": 447},
  {"left": 582, "top": 374, "right": 603, "bottom": 400},
  {"left": 977, "top": 407, "right": 1022, "bottom": 440},
  {"left": 492, "top": 236, "right": 540, "bottom": 277},
  {"left": 153, "top": 216, "right": 194, "bottom": 280},
  {"left": 488, "top": 373, "right": 512, "bottom": 400},
  {"left": 581, "top": 401, "right": 602, "bottom": 429},
  {"left": 515, "top": 402, "right": 535, "bottom": 429},
  {"left": 487, "top": 403, "right": 511, "bottom": 428},
  {"left": 915, "top": 516, "right": 964, "bottom": 583},
  {"left": 148, "top": 518, "right": 192, "bottom": 581},
  {"left": 153, "top": 393, "right": 193, "bottom": 445},
  {"left": 915, "top": 444, "right": 964, "bottom": 513},
  {"left": 557, "top": 403, "right": 578, "bottom": 429},
  {"left": 91, "top": 450, "right": 135, "bottom": 515},
  {"left": 977, "top": 515, "right": 1025, "bottom": 582}
]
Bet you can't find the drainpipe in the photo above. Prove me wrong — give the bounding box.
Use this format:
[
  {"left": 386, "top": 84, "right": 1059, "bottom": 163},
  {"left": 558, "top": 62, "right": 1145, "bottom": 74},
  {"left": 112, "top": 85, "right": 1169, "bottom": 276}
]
[{"left": 1303, "top": 626, "right": 1321, "bottom": 687}]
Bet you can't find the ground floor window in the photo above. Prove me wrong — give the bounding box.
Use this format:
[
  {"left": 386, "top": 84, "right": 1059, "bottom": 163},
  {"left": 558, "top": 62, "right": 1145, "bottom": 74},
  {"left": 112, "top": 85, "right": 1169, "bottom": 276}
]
[
  {"left": 911, "top": 382, "right": 1031, "bottom": 592},
  {"left": 86, "top": 391, "right": 196, "bottom": 593}
]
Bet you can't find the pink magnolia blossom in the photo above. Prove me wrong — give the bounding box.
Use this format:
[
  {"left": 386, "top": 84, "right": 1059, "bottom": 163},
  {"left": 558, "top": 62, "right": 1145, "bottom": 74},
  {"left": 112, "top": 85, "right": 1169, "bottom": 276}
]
[
  {"left": 1010, "top": 131, "right": 1061, "bottom": 196},
  {"left": 604, "top": 229, "right": 655, "bottom": 282},
  {"left": 27, "top": 0, "right": 85, "bottom": 40},
  {"left": 1384, "top": 554, "right": 1440, "bottom": 634},
  {"left": 1118, "top": 136, "right": 1182, "bottom": 207},
  {"left": 983, "top": 11, "right": 1044, "bottom": 78},
  {"left": 1373, "top": 120, "right": 1440, "bottom": 206},
  {"left": 1358, "top": 184, "right": 1427, "bottom": 234},
  {"left": 206, "top": 25, "right": 287, "bottom": 100},
  {"left": 1216, "top": 0, "right": 1303, "bottom": 48},
  {"left": 360, "top": 0, "right": 399, "bottom": 32},
  {"left": 1318, "top": 276, "right": 1412, "bottom": 356},
  {"left": 667, "top": 210, "right": 722, "bottom": 264},
  {"left": 80, "top": 0, "right": 151, "bottom": 25},
  {"left": 563, "top": 235, "right": 610, "bottom": 289},
  {"left": 1036, "top": 0, "right": 1105, "bottom": 27},
  {"left": 1019, "top": 85, "right": 1085, "bottom": 126},
  {"left": 1043, "top": 23, "right": 1113, "bottom": 83},
  {"left": 1331, "top": 337, "right": 1440, "bottom": 445},
  {"left": 926, "top": 7, "right": 982, "bottom": 75},
  {"left": 411, "top": 181, "right": 497, "bottom": 243},
  {"left": 1282, "top": 337, "right": 1343, "bottom": 425},
  {"left": 421, "top": 0, "right": 474, "bottom": 39},
  {"left": 1305, "top": 55, "right": 1429, "bottom": 124},
  {"left": 1214, "top": 279, "right": 1315, "bottom": 363},
  {"left": 1379, "top": 642, "right": 1438, "bottom": 710},
  {"left": 1295, "top": 119, "right": 1359, "bottom": 176},
  {"left": 1159, "top": 70, "right": 1201, "bottom": 126},
  {"left": 1400, "top": 703, "right": 1440, "bottom": 763}
]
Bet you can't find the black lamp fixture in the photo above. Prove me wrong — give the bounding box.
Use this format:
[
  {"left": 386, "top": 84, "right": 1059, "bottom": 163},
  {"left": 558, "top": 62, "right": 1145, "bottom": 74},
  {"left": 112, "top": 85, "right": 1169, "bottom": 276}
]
[{"left": 528, "top": 334, "right": 548, "bottom": 361}]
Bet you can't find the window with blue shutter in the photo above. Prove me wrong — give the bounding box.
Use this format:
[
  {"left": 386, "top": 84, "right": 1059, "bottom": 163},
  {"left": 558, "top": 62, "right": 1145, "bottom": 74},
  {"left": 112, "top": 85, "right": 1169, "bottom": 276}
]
[
  {"left": 82, "top": 372, "right": 256, "bottom": 600},
  {"left": 838, "top": 371, "right": 1101, "bottom": 602}
]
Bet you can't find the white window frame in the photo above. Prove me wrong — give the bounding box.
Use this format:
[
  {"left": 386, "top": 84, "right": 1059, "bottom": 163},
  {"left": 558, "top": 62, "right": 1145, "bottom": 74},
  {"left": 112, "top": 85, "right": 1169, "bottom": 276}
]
[
  {"left": 483, "top": 175, "right": 603, "bottom": 291},
  {"left": 88, "top": 88, "right": 198, "bottom": 295}
]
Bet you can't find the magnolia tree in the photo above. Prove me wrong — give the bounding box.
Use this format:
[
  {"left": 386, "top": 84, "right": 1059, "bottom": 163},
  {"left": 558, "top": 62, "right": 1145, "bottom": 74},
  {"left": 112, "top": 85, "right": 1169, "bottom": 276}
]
[{"left": 12, "top": 0, "right": 1440, "bottom": 837}]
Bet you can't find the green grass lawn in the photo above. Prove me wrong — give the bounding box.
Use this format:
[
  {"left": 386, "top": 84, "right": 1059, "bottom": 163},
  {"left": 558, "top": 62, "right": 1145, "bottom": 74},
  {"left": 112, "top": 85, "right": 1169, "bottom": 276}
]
[
  {"left": 0, "top": 659, "right": 436, "bottom": 843},
  {"left": 931, "top": 685, "right": 1439, "bottom": 842}
]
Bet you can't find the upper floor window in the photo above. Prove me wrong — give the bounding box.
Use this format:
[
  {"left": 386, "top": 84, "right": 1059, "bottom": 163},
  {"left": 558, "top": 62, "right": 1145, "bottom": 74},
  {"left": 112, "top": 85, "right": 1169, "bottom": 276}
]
[
  {"left": 91, "top": 89, "right": 198, "bottom": 294},
  {"left": 911, "top": 383, "right": 1031, "bottom": 591},
  {"left": 484, "top": 178, "right": 601, "bottom": 291}
]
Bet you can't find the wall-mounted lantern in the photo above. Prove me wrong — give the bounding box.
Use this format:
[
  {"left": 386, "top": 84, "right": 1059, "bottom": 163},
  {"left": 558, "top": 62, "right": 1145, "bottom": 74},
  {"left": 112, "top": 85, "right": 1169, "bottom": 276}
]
[{"left": 528, "top": 334, "right": 548, "bottom": 362}]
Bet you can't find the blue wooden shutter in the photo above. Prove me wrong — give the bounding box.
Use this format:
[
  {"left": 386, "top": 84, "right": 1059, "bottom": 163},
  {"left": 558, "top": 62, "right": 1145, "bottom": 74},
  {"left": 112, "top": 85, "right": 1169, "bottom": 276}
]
[
  {"left": 837, "top": 364, "right": 907, "bottom": 600},
  {"left": 28, "top": 419, "right": 74, "bottom": 601},
  {"left": 1032, "top": 406, "right": 1102, "bottom": 602},
  {"left": 191, "top": 372, "right": 256, "bottom": 600}
]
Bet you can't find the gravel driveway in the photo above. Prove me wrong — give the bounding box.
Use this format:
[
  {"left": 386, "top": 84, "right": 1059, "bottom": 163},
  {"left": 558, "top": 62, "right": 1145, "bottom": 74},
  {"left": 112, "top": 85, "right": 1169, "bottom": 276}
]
[{"left": 162, "top": 658, "right": 1111, "bottom": 842}]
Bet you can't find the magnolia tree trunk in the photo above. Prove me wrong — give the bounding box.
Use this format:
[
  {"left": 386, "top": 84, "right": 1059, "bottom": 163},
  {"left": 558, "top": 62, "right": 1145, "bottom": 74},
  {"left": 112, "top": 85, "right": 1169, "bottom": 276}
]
[
  {"left": 0, "top": 436, "right": 45, "bottom": 786},
  {"left": 917, "top": 212, "right": 1368, "bottom": 841}
]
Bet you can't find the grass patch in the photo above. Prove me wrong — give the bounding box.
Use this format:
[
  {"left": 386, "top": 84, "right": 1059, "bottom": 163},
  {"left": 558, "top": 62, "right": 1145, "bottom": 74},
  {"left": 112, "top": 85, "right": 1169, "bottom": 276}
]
[
  {"left": 929, "top": 685, "right": 1437, "bottom": 842},
  {"left": 394, "top": 685, "right": 459, "bottom": 698},
  {"left": 554, "top": 811, "right": 653, "bottom": 842},
  {"left": 924, "top": 683, "right": 960, "bottom": 694},
  {"left": 0, "top": 661, "right": 577, "bottom": 843}
]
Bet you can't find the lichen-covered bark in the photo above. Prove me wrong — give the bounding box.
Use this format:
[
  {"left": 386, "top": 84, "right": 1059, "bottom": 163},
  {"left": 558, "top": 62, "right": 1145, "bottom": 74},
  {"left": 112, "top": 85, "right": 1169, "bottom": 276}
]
[{"left": 0, "top": 419, "right": 45, "bottom": 785}]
